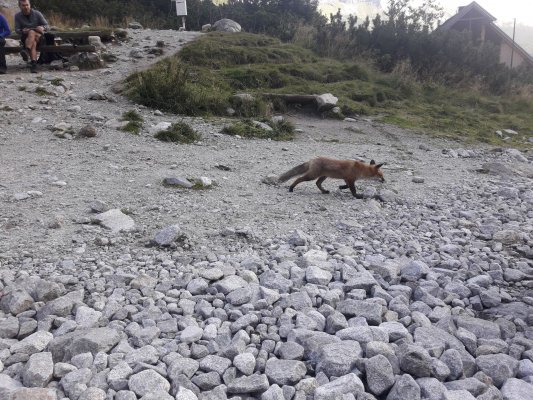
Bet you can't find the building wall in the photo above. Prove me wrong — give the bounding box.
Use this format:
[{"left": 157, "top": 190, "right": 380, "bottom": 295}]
[{"left": 500, "top": 42, "right": 527, "bottom": 67}]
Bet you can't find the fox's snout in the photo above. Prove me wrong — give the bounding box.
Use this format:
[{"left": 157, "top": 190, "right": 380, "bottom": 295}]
[{"left": 375, "top": 170, "right": 385, "bottom": 183}]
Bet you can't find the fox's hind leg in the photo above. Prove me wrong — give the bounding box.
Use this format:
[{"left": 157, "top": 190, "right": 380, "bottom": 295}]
[
  {"left": 316, "top": 176, "right": 329, "bottom": 194},
  {"left": 289, "top": 175, "right": 314, "bottom": 192}
]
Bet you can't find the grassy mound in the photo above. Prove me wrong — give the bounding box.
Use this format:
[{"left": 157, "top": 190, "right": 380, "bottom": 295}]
[{"left": 124, "top": 32, "right": 533, "bottom": 147}]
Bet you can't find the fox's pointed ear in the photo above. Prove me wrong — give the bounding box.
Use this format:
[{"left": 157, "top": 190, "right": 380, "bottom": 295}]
[
  {"left": 370, "top": 159, "right": 376, "bottom": 165},
  {"left": 376, "top": 163, "right": 385, "bottom": 169}
]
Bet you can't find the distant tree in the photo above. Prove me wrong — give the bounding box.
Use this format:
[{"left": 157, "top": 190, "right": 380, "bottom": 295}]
[
  {"left": 218, "top": 0, "right": 322, "bottom": 41},
  {"left": 33, "top": 0, "right": 219, "bottom": 30}
]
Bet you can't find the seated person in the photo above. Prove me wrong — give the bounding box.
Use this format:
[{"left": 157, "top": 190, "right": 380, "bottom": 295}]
[
  {"left": 0, "top": 11, "right": 10, "bottom": 74},
  {"left": 14, "top": 0, "right": 48, "bottom": 73}
]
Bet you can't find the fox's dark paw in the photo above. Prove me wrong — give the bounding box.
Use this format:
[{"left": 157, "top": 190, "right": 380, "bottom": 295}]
[
  {"left": 321, "top": 190, "right": 330, "bottom": 194},
  {"left": 339, "top": 185, "right": 348, "bottom": 190},
  {"left": 289, "top": 188, "right": 294, "bottom": 192},
  {"left": 373, "top": 194, "right": 385, "bottom": 203}
]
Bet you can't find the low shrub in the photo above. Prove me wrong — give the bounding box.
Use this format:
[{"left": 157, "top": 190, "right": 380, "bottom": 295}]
[
  {"left": 120, "top": 110, "right": 144, "bottom": 134},
  {"left": 155, "top": 122, "right": 201, "bottom": 143},
  {"left": 121, "top": 110, "right": 144, "bottom": 122}
]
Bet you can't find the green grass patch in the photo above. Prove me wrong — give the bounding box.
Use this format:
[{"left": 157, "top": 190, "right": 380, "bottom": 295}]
[
  {"left": 35, "top": 87, "right": 53, "bottom": 96},
  {"left": 120, "top": 121, "right": 142, "bottom": 135},
  {"left": 119, "top": 110, "right": 144, "bottom": 135},
  {"left": 178, "top": 32, "right": 317, "bottom": 68},
  {"left": 121, "top": 110, "right": 144, "bottom": 122},
  {"left": 379, "top": 88, "right": 533, "bottom": 147},
  {"left": 50, "top": 78, "right": 64, "bottom": 86},
  {"left": 222, "top": 119, "right": 295, "bottom": 141},
  {"left": 154, "top": 122, "right": 201, "bottom": 143},
  {"left": 124, "top": 31, "right": 533, "bottom": 148}
]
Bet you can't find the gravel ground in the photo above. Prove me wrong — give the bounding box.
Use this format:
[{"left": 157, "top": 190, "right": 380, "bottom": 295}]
[{"left": 0, "top": 28, "right": 533, "bottom": 400}]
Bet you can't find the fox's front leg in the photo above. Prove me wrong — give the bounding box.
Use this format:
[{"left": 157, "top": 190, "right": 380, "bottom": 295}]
[
  {"left": 316, "top": 176, "right": 329, "bottom": 194},
  {"left": 346, "top": 180, "right": 363, "bottom": 199}
]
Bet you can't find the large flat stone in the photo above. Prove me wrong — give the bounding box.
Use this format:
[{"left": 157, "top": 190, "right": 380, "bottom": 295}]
[
  {"left": 48, "top": 327, "right": 121, "bottom": 362},
  {"left": 93, "top": 209, "right": 135, "bottom": 233}
]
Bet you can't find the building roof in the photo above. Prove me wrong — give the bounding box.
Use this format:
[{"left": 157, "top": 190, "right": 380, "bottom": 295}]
[
  {"left": 439, "top": 1, "right": 496, "bottom": 30},
  {"left": 439, "top": 1, "right": 496, "bottom": 31}
]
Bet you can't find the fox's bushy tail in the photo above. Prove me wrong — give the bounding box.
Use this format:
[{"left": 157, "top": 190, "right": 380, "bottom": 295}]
[{"left": 279, "top": 162, "right": 309, "bottom": 183}]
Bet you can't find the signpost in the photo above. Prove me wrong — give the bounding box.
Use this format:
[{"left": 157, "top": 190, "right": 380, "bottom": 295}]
[{"left": 174, "top": 0, "right": 187, "bottom": 30}]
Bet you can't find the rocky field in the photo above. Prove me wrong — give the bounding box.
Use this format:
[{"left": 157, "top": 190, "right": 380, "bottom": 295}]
[{"left": 1, "top": 28, "right": 533, "bottom": 400}]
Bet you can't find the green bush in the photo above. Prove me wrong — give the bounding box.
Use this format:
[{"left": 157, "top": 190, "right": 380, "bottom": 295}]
[{"left": 125, "top": 58, "right": 229, "bottom": 116}]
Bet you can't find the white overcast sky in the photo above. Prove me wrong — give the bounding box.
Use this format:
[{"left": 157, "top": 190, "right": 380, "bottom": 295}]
[{"left": 439, "top": 0, "right": 533, "bottom": 25}]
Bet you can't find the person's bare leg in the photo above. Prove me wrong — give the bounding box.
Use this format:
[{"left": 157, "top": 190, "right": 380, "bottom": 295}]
[{"left": 25, "top": 30, "right": 41, "bottom": 61}]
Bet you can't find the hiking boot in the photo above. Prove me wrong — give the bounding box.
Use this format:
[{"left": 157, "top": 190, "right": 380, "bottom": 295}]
[
  {"left": 30, "top": 61, "right": 38, "bottom": 73},
  {"left": 19, "top": 48, "right": 29, "bottom": 62}
]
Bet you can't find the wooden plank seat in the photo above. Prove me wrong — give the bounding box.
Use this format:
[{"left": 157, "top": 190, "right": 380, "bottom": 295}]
[{"left": 7, "top": 30, "right": 114, "bottom": 43}]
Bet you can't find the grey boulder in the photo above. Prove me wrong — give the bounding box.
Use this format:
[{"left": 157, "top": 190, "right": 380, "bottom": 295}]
[{"left": 212, "top": 19, "right": 241, "bottom": 32}]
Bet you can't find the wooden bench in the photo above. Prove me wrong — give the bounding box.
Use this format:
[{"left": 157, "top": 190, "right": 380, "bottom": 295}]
[
  {"left": 4, "top": 44, "right": 96, "bottom": 55},
  {"left": 3, "top": 30, "right": 114, "bottom": 56}
]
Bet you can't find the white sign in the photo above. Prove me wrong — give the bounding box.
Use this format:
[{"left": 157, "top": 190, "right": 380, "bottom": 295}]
[{"left": 175, "top": 0, "right": 187, "bottom": 16}]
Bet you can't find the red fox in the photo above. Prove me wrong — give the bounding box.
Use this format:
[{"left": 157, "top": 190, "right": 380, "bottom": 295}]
[{"left": 279, "top": 157, "right": 385, "bottom": 198}]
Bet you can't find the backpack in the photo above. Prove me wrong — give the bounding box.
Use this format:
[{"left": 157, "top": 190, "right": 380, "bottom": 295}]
[{"left": 38, "top": 33, "right": 67, "bottom": 64}]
